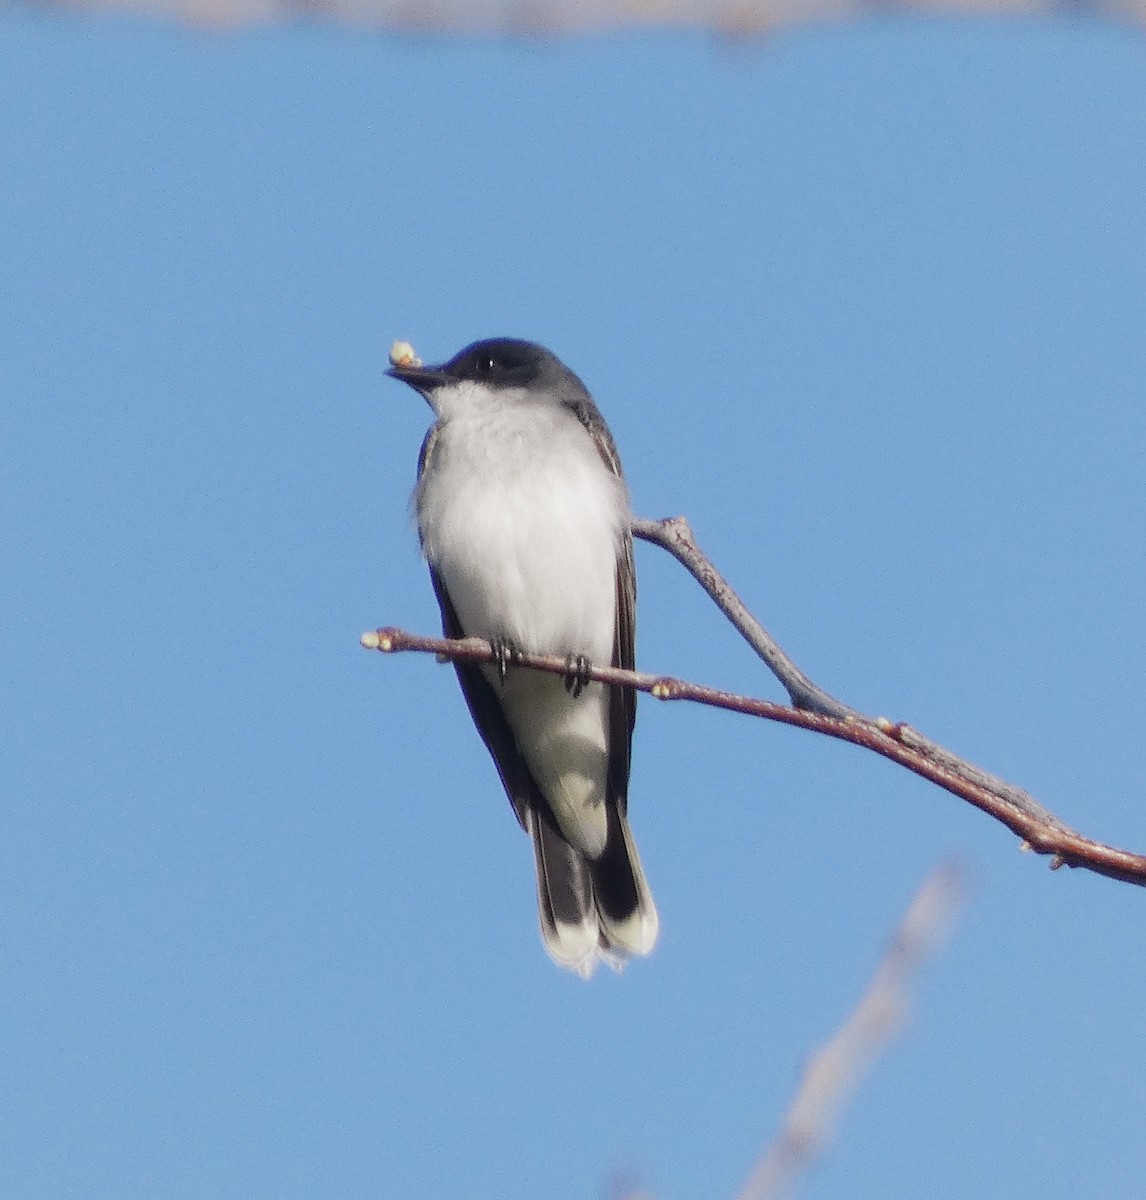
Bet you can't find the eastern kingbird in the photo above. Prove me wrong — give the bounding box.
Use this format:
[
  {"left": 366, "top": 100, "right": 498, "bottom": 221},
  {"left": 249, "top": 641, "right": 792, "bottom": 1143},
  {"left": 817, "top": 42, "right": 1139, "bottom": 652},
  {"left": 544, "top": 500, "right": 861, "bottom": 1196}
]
[{"left": 387, "top": 337, "right": 658, "bottom": 977}]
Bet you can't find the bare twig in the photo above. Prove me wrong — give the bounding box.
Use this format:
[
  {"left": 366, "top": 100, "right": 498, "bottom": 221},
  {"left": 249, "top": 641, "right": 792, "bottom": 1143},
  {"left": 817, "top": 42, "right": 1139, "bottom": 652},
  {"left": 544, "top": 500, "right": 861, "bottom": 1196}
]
[
  {"left": 735, "top": 860, "right": 968, "bottom": 1200},
  {"left": 630, "top": 515, "right": 858, "bottom": 719},
  {"left": 632, "top": 516, "right": 1071, "bottom": 835},
  {"left": 362, "top": 509, "right": 1146, "bottom": 886}
]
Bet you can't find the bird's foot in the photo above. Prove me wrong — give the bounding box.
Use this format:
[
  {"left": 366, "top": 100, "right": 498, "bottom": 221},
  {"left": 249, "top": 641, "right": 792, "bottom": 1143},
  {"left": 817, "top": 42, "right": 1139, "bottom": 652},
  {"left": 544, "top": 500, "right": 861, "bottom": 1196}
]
[
  {"left": 489, "top": 636, "right": 522, "bottom": 684},
  {"left": 563, "top": 654, "right": 593, "bottom": 699}
]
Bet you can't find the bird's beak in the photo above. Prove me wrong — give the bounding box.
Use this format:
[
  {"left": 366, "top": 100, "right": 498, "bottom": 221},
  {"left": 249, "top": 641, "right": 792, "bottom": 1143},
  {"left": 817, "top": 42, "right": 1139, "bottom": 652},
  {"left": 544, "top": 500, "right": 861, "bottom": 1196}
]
[{"left": 386, "top": 363, "right": 450, "bottom": 396}]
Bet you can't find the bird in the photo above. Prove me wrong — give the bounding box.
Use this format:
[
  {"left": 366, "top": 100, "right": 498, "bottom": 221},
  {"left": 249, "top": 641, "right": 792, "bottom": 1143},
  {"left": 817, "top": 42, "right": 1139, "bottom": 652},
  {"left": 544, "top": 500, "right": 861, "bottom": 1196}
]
[{"left": 386, "top": 337, "right": 658, "bottom": 977}]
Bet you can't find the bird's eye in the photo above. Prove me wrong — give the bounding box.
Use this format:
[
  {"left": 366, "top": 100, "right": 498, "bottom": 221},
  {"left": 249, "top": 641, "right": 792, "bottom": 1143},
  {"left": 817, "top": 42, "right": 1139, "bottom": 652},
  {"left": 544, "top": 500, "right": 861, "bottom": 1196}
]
[{"left": 476, "top": 354, "right": 496, "bottom": 374}]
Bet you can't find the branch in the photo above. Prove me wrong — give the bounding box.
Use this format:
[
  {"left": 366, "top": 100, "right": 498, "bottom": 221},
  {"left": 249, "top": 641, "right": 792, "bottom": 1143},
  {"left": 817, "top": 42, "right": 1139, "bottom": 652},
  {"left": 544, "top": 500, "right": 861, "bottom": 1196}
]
[
  {"left": 735, "top": 859, "right": 968, "bottom": 1200},
  {"left": 361, "top": 623, "right": 1146, "bottom": 886},
  {"left": 364, "top": 511, "right": 1146, "bottom": 886},
  {"left": 631, "top": 515, "right": 856, "bottom": 719},
  {"left": 631, "top": 516, "right": 1072, "bottom": 835}
]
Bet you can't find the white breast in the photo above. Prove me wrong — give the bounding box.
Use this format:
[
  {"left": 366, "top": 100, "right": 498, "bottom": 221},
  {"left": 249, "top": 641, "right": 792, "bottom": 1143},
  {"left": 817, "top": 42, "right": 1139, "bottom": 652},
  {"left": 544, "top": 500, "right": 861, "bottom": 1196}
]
[{"left": 415, "top": 384, "right": 627, "bottom": 662}]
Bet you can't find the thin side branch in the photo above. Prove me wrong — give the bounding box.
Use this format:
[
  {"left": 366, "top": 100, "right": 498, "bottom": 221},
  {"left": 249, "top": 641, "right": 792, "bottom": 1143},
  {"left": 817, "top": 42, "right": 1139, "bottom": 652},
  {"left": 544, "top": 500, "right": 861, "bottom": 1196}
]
[
  {"left": 735, "top": 860, "right": 968, "bottom": 1200},
  {"left": 361, "top": 624, "right": 1146, "bottom": 885},
  {"left": 631, "top": 516, "right": 1071, "bottom": 835},
  {"left": 631, "top": 515, "right": 858, "bottom": 719}
]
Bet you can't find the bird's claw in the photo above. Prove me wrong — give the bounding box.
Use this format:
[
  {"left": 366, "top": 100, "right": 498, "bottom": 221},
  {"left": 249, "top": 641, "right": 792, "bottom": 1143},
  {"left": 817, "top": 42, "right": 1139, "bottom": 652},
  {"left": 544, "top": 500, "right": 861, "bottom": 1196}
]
[
  {"left": 490, "top": 636, "right": 520, "bottom": 684},
  {"left": 563, "top": 654, "right": 592, "bottom": 699}
]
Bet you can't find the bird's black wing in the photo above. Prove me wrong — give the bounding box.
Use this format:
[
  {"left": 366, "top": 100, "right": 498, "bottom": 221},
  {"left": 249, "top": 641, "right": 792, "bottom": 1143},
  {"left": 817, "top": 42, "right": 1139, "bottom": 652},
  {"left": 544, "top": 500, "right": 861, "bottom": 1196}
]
[{"left": 567, "top": 399, "right": 636, "bottom": 816}]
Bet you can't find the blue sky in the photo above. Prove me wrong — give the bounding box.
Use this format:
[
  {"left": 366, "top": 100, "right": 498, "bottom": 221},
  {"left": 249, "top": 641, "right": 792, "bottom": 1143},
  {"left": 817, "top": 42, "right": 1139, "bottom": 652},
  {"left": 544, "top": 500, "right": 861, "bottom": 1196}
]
[{"left": 3, "top": 11, "right": 1146, "bottom": 1199}]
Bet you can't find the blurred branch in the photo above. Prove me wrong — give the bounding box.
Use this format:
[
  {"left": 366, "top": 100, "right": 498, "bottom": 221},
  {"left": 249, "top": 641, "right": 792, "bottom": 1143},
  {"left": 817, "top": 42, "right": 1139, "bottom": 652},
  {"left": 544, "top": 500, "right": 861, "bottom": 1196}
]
[
  {"left": 15, "top": 0, "right": 1146, "bottom": 35},
  {"left": 362, "top": 514, "right": 1146, "bottom": 887},
  {"left": 735, "top": 859, "right": 967, "bottom": 1200}
]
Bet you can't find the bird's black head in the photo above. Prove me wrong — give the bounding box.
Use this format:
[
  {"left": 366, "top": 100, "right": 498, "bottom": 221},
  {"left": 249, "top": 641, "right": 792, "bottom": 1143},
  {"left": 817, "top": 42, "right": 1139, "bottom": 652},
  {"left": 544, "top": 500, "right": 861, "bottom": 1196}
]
[
  {"left": 387, "top": 337, "right": 588, "bottom": 404},
  {"left": 441, "top": 338, "right": 554, "bottom": 388}
]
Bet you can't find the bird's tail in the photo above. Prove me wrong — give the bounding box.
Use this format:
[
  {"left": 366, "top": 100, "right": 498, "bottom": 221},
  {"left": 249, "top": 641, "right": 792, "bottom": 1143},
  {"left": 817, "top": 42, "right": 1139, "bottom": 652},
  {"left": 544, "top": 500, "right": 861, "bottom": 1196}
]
[{"left": 528, "top": 804, "right": 658, "bottom": 978}]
